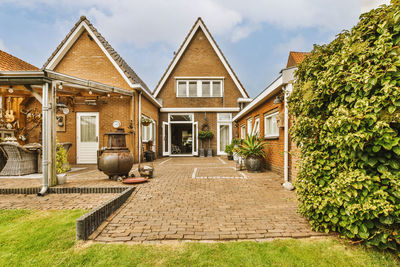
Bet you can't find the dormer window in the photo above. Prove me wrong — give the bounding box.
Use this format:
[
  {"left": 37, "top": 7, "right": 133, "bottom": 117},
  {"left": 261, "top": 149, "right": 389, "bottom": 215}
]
[{"left": 175, "top": 78, "right": 223, "bottom": 97}]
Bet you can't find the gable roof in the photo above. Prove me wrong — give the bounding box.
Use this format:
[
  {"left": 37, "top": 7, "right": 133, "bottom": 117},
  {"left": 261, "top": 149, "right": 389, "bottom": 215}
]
[
  {"left": 0, "top": 49, "right": 39, "bottom": 71},
  {"left": 153, "top": 17, "right": 249, "bottom": 98},
  {"left": 43, "top": 16, "right": 152, "bottom": 95},
  {"left": 286, "top": 51, "right": 310, "bottom": 68}
]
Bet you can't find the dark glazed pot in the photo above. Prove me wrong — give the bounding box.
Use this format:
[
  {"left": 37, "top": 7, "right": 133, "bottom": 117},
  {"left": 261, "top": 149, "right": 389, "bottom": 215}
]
[
  {"left": 245, "top": 156, "right": 262, "bottom": 172},
  {"left": 98, "top": 149, "right": 134, "bottom": 179},
  {"left": 227, "top": 154, "right": 233, "bottom": 160}
]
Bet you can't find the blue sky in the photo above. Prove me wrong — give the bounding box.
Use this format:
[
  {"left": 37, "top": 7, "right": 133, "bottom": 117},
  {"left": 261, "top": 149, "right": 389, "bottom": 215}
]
[{"left": 0, "top": 0, "right": 389, "bottom": 97}]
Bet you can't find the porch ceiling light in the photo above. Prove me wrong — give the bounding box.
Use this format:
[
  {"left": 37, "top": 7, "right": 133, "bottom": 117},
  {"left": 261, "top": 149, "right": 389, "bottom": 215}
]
[
  {"left": 58, "top": 82, "right": 63, "bottom": 90},
  {"left": 107, "top": 93, "right": 111, "bottom": 97},
  {"left": 89, "top": 89, "right": 93, "bottom": 95},
  {"left": 273, "top": 95, "right": 283, "bottom": 104},
  {"left": 8, "top": 85, "right": 13, "bottom": 94}
]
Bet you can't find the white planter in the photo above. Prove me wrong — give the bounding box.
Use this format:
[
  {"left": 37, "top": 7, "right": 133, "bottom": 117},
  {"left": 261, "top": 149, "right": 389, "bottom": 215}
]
[
  {"left": 57, "top": 173, "right": 67, "bottom": 185},
  {"left": 233, "top": 152, "right": 239, "bottom": 162}
]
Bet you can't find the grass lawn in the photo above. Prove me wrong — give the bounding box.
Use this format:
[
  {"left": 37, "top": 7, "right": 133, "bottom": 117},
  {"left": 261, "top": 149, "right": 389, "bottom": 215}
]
[{"left": 0, "top": 209, "right": 398, "bottom": 267}]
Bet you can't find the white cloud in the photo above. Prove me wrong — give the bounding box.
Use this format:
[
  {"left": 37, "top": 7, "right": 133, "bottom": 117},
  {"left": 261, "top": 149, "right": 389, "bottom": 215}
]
[
  {"left": 275, "top": 35, "right": 310, "bottom": 54},
  {"left": 361, "top": 0, "right": 390, "bottom": 13},
  {"left": 3, "top": 0, "right": 360, "bottom": 46},
  {"left": 0, "top": 39, "right": 6, "bottom": 51}
]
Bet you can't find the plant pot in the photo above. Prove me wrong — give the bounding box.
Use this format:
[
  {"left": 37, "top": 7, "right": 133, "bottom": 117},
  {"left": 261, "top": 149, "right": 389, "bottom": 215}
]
[
  {"left": 227, "top": 154, "right": 233, "bottom": 160},
  {"left": 207, "top": 148, "right": 213, "bottom": 157},
  {"left": 57, "top": 173, "right": 67, "bottom": 185},
  {"left": 142, "top": 121, "right": 151, "bottom": 126},
  {"left": 199, "top": 148, "right": 205, "bottom": 157},
  {"left": 245, "top": 157, "right": 262, "bottom": 173},
  {"left": 233, "top": 152, "right": 239, "bottom": 162}
]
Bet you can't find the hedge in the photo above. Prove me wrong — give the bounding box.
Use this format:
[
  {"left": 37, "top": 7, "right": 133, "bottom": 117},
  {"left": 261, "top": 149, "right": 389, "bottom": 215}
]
[{"left": 289, "top": 1, "right": 400, "bottom": 250}]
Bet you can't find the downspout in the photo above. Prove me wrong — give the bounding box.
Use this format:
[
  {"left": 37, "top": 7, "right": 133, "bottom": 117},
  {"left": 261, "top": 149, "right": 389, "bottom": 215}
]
[
  {"left": 283, "top": 83, "right": 294, "bottom": 190},
  {"left": 138, "top": 91, "right": 142, "bottom": 163},
  {"left": 38, "top": 83, "right": 49, "bottom": 196}
]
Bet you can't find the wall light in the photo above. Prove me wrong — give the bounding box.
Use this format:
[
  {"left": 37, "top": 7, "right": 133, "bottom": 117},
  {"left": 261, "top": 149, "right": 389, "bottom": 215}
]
[
  {"left": 8, "top": 85, "right": 13, "bottom": 94},
  {"left": 89, "top": 89, "right": 93, "bottom": 95}
]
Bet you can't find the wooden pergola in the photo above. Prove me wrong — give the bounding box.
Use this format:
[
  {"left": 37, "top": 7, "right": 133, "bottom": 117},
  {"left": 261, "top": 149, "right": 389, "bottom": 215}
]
[{"left": 0, "top": 70, "right": 134, "bottom": 195}]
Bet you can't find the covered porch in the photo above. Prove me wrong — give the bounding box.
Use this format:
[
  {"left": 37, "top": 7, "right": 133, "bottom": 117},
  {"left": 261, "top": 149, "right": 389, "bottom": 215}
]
[{"left": 0, "top": 70, "right": 138, "bottom": 193}]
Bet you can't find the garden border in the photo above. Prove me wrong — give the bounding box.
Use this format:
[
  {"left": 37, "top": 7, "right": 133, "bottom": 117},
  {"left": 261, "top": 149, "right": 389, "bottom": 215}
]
[{"left": 0, "top": 187, "right": 130, "bottom": 194}]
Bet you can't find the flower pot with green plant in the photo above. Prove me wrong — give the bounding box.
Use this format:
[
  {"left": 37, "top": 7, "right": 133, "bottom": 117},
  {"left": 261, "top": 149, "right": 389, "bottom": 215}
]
[
  {"left": 56, "top": 143, "right": 70, "bottom": 184},
  {"left": 141, "top": 117, "right": 152, "bottom": 126},
  {"left": 239, "top": 134, "right": 267, "bottom": 172},
  {"left": 224, "top": 143, "right": 234, "bottom": 160},
  {"left": 231, "top": 138, "right": 241, "bottom": 161},
  {"left": 199, "top": 130, "right": 214, "bottom": 157}
]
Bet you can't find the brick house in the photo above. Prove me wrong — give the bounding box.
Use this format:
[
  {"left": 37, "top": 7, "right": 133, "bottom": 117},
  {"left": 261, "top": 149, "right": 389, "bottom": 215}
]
[
  {"left": 30, "top": 16, "right": 161, "bottom": 164},
  {"left": 233, "top": 51, "right": 310, "bottom": 189},
  {"left": 153, "top": 18, "right": 251, "bottom": 157}
]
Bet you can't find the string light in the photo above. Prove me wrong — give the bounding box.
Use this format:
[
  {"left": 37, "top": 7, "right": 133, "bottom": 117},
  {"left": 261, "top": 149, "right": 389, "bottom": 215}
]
[
  {"left": 89, "top": 89, "right": 93, "bottom": 95},
  {"left": 107, "top": 93, "right": 111, "bottom": 97},
  {"left": 8, "top": 85, "right": 13, "bottom": 94}
]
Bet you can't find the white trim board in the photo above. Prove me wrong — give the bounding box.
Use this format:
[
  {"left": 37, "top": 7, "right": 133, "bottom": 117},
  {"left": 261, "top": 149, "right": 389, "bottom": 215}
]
[
  {"left": 233, "top": 75, "right": 284, "bottom": 122},
  {"left": 161, "top": 107, "right": 240, "bottom": 112},
  {"left": 153, "top": 18, "right": 249, "bottom": 99}
]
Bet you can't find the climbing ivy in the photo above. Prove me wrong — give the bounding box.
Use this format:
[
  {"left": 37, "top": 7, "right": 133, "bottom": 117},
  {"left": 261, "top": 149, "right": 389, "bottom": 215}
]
[{"left": 289, "top": 1, "right": 400, "bottom": 251}]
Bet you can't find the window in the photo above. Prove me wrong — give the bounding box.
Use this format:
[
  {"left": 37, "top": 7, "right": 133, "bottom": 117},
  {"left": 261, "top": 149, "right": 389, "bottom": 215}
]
[
  {"left": 240, "top": 124, "right": 246, "bottom": 139},
  {"left": 169, "top": 114, "right": 193, "bottom": 122},
  {"left": 252, "top": 117, "right": 260, "bottom": 137},
  {"left": 217, "top": 113, "right": 232, "bottom": 122},
  {"left": 177, "top": 81, "right": 187, "bottom": 97},
  {"left": 264, "top": 112, "right": 279, "bottom": 138},
  {"left": 142, "top": 121, "right": 155, "bottom": 142},
  {"left": 247, "top": 118, "right": 252, "bottom": 134},
  {"left": 202, "top": 81, "right": 211, "bottom": 96},
  {"left": 176, "top": 79, "right": 223, "bottom": 97},
  {"left": 212, "top": 81, "right": 222, "bottom": 97}
]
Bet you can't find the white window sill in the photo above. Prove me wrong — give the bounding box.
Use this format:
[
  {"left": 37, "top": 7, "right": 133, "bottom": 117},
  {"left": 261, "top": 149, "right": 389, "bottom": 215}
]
[{"left": 264, "top": 135, "right": 279, "bottom": 140}]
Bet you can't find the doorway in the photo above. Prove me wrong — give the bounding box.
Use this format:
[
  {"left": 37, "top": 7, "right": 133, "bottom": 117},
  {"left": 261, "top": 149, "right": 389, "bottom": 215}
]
[
  {"left": 76, "top": 112, "right": 99, "bottom": 164},
  {"left": 162, "top": 113, "right": 198, "bottom": 156}
]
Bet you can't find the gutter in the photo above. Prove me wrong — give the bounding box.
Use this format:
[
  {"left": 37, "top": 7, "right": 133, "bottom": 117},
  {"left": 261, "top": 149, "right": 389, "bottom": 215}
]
[
  {"left": 283, "top": 83, "right": 294, "bottom": 190},
  {"left": 38, "top": 83, "right": 49, "bottom": 196},
  {"left": 138, "top": 91, "right": 142, "bottom": 163}
]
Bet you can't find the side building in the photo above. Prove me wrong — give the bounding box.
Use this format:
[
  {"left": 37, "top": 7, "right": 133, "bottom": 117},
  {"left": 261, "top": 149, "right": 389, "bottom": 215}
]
[
  {"left": 233, "top": 51, "right": 310, "bottom": 189},
  {"left": 154, "top": 18, "right": 251, "bottom": 157}
]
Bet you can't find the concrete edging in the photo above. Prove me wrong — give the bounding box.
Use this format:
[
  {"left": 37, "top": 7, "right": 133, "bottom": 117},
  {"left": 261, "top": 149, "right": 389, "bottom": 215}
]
[
  {"left": 76, "top": 187, "right": 135, "bottom": 240},
  {"left": 0, "top": 187, "right": 130, "bottom": 194}
]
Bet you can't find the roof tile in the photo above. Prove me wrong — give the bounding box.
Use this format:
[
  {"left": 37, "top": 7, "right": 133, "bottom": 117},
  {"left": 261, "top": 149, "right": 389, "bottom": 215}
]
[{"left": 0, "top": 49, "right": 39, "bottom": 71}]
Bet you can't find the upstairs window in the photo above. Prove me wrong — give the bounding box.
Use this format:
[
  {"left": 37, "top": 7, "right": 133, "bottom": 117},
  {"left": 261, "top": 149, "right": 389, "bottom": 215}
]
[
  {"left": 240, "top": 124, "right": 246, "bottom": 139},
  {"left": 176, "top": 79, "right": 223, "bottom": 97},
  {"left": 247, "top": 118, "right": 252, "bottom": 135}
]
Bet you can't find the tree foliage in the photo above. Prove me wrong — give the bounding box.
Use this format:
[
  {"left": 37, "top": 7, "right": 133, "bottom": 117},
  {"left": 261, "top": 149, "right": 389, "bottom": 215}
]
[{"left": 289, "top": 1, "right": 400, "bottom": 250}]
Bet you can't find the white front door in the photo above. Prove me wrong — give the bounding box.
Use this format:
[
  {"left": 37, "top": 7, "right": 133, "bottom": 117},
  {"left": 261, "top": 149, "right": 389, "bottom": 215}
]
[
  {"left": 76, "top": 112, "right": 99, "bottom": 164},
  {"left": 162, "top": 121, "right": 170, "bottom": 156},
  {"left": 217, "top": 122, "right": 232, "bottom": 155}
]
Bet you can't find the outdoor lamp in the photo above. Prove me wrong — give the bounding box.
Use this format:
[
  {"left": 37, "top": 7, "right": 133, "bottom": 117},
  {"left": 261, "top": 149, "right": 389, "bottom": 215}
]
[{"left": 8, "top": 85, "right": 13, "bottom": 94}]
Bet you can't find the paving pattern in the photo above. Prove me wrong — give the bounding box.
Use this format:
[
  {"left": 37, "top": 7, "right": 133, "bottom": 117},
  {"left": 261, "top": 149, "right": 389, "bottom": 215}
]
[{"left": 94, "top": 157, "right": 323, "bottom": 243}]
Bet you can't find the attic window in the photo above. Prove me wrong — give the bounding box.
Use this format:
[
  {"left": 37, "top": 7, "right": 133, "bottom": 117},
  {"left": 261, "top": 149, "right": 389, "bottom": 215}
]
[{"left": 176, "top": 79, "right": 223, "bottom": 97}]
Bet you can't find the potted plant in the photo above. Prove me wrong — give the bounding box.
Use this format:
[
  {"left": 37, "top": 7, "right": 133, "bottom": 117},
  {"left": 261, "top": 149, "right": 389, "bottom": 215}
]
[
  {"left": 224, "top": 144, "right": 234, "bottom": 160},
  {"left": 141, "top": 117, "right": 152, "bottom": 126},
  {"left": 199, "top": 130, "right": 213, "bottom": 157},
  {"left": 56, "top": 143, "right": 69, "bottom": 184},
  {"left": 231, "top": 138, "right": 241, "bottom": 161},
  {"left": 239, "top": 134, "right": 267, "bottom": 173}
]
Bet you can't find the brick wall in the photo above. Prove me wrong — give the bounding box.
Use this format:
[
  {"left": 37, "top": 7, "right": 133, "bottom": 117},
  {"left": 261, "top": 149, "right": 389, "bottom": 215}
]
[
  {"left": 237, "top": 91, "right": 299, "bottom": 181},
  {"left": 38, "top": 29, "right": 160, "bottom": 163},
  {"left": 157, "top": 28, "right": 243, "bottom": 108}
]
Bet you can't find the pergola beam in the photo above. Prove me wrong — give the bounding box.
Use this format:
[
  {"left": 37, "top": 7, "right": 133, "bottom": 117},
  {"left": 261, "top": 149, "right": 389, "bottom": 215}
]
[{"left": 23, "top": 84, "right": 42, "bottom": 104}]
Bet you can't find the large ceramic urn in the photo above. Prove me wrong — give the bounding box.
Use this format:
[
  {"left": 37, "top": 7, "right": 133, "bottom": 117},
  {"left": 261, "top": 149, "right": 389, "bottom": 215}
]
[{"left": 97, "top": 129, "right": 134, "bottom": 180}]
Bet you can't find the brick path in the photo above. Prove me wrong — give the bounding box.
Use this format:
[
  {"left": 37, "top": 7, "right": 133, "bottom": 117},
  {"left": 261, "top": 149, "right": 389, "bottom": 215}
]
[{"left": 94, "top": 157, "right": 323, "bottom": 243}]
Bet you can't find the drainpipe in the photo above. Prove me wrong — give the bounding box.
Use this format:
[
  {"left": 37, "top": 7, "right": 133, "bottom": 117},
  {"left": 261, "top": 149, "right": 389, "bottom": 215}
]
[
  {"left": 283, "top": 83, "right": 294, "bottom": 190},
  {"left": 138, "top": 91, "right": 142, "bottom": 163},
  {"left": 38, "top": 83, "right": 49, "bottom": 196}
]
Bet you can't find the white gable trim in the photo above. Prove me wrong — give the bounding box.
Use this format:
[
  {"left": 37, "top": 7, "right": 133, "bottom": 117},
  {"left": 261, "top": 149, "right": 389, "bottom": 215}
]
[
  {"left": 153, "top": 19, "right": 248, "bottom": 99},
  {"left": 44, "top": 21, "right": 161, "bottom": 107}
]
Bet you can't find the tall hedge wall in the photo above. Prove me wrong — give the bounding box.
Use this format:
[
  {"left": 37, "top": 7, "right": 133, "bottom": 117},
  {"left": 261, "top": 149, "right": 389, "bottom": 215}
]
[{"left": 289, "top": 2, "right": 400, "bottom": 250}]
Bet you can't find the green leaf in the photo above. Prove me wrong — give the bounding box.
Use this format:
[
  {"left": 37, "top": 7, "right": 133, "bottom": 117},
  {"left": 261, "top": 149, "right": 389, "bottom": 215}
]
[
  {"left": 389, "top": 160, "right": 400, "bottom": 169},
  {"left": 331, "top": 217, "right": 339, "bottom": 224},
  {"left": 393, "top": 146, "right": 400, "bottom": 156},
  {"left": 388, "top": 105, "right": 396, "bottom": 114},
  {"left": 372, "top": 145, "right": 381, "bottom": 152},
  {"left": 379, "top": 216, "right": 394, "bottom": 225},
  {"left": 367, "top": 158, "right": 378, "bottom": 167},
  {"left": 377, "top": 165, "right": 388, "bottom": 173}
]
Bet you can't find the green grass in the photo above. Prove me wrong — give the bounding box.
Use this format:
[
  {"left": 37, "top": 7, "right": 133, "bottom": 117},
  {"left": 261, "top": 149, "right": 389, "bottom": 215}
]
[{"left": 0, "top": 209, "right": 398, "bottom": 267}]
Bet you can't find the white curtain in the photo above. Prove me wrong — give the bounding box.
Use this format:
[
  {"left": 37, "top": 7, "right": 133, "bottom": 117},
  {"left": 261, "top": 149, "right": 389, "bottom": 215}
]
[
  {"left": 220, "top": 125, "right": 229, "bottom": 152},
  {"left": 80, "top": 116, "right": 96, "bottom": 142}
]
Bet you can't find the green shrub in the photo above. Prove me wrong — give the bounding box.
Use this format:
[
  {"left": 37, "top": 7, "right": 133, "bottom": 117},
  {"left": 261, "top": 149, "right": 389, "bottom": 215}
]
[
  {"left": 56, "top": 144, "right": 68, "bottom": 174},
  {"left": 289, "top": 1, "right": 400, "bottom": 251}
]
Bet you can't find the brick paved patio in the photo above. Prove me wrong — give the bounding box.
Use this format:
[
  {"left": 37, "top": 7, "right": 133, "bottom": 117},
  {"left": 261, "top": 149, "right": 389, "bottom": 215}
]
[{"left": 93, "top": 157, "right": 323, "bottom": 243}]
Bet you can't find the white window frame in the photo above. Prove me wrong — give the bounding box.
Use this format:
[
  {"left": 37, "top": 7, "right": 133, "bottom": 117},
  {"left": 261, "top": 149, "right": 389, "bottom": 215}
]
[
  {"left": 217, "top": 113, "right": 232, "bottom": 122},
  {"left": 142, "top": 116, "right": 155, "bottom": 142},
  {"left": 252, "top": 117, "right": 260, "bottom": 137},
  {"left": 247, "top": 118, "right": 252, "bottom": 135},
  {"left": 168, "top": 113, "right": 194, "bottom": 123},
  {"left": 240, "top": 124, "right": 246, "bottom": 139},
  {"left": 264, "top": 112, "right": 279, "bottom": 138},
  {"left": 175, "top": 79, "right": 224, "bottom": 97}
]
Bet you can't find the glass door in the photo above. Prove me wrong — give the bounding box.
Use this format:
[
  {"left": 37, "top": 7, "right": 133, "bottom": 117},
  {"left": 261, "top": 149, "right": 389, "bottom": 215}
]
[
  {"left": 217, "top": 123, "right": 232, "bottom": 155},
  {"left": 192, "top": 121, "right": 198, "bottom": 156},
  {"left": 162, "top": 121, "right": 169, "bottom": 156}
]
